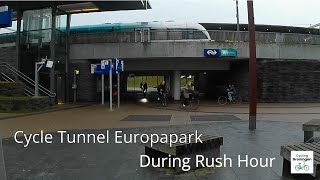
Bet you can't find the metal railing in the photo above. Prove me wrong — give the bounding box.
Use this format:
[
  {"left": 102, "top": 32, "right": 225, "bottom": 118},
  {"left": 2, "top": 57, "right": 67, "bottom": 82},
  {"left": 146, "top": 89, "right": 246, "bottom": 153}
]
[
  {"left": 1, "top": 72, "right": 34, "bottom": 96},
  {"left": 2, "top": 29, "right": 320, "bottom": 45},
  {"left": 0, "top": 62, "right": 56, "bottom": 98},
  {"left": 69, "top": 29, "right": 320, "bottom": 45}
]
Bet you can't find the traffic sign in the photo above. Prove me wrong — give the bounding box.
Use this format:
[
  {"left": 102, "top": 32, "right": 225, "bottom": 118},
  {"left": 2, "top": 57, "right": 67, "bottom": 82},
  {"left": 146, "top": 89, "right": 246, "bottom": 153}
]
[
  {"left": 101, "top": 60, "right": 110, "bottom": 70},
  {"left": 204, "top": 48, "right": 237, "bottom": 58},
  {"left": 115, "top": 58, "right": 124, "bottom": 72},
  {"left": 91, "top": 64, "right": 110, "bottom": 75},
  {"left": 91, "top": 59, "right": 124, "bottom": 75},
  {"left": 74, "top": 69, "right": 80, "bottom": 75}
]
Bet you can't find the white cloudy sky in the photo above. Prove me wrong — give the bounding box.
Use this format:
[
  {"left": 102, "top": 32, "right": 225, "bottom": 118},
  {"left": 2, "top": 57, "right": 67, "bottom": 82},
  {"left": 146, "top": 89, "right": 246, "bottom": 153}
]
[
  {"left": 71, "top": 0, "right": 320, "bottom": 27},
  {"left": 1, "top": 0, "right": 320, "bottom": 34}
]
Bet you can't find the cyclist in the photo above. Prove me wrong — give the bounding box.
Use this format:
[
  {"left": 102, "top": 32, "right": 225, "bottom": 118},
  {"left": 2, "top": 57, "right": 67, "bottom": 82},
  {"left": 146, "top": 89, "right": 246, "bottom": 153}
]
[
  {"left": 143, "top": 82, "right": 148, "bottom": 98},
  {"left": 226, "top": 83, "right": 236, "bottom": 101},
  {"left": 182, "top": 82, "right": 196, "bottom": 107},
  {"left": 157, "top": 81, "right": 166, "bottom": 101}
]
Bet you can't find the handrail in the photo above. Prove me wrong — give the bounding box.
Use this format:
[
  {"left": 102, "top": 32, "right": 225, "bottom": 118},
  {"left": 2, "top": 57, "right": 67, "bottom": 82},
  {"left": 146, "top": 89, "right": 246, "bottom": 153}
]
[
  {"left": 0, "top": 62, "right": 56, "bottom": 97},
  {"left": 1, "top": 72, "right": 14, "bottom": 82},
  {"left": 24, "top": 88, "right": 35, "bottom": 96}
]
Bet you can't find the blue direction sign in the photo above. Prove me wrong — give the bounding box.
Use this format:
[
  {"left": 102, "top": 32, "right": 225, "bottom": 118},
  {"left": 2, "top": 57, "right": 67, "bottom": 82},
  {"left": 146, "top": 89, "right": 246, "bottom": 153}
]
[
  {"left": 204, "top": 49, "right": 221, "bottom": 57},
  {"left": 112, "top": 58, "right": 124, "bottom": 74},
  {"left": 204, "top": 48, "right": 237, "bottom": 58},
  {"left": 91, "top": 63, "right": 110, "bottom": 75},
  {"left": 115, "top": 58, "right": 124, "bottom": 72},
  {"left": 91, "top": 59, "right": 124, "bottom": 75},
  {"left": 0, "top": 6, "right": 13, "bottom": 28}
]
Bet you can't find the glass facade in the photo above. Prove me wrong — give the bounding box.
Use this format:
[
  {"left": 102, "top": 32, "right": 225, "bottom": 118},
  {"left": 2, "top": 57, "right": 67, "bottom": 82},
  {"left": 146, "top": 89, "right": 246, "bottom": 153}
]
[{"left": 19, "top": 8, "right": 67, "bottom": 98}]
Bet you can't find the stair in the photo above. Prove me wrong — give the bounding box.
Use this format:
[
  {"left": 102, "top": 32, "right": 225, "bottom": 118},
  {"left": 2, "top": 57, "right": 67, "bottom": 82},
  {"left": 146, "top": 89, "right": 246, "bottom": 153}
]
[{"left": 0, "top": 62, "right": 56, "bottom": 98}]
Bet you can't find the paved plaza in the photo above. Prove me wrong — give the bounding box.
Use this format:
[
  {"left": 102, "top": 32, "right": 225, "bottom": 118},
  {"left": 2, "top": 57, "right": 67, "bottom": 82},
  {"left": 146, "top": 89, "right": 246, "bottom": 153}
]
[{"left": 0, "top": 102, "right": 320, "bottom": 179}]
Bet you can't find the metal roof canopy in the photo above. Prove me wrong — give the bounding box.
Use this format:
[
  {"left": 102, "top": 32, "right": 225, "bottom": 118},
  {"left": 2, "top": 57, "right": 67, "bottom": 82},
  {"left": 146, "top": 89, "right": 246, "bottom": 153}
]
[{"left": 1, "top": 0, "right": 151, "bottom": 15}]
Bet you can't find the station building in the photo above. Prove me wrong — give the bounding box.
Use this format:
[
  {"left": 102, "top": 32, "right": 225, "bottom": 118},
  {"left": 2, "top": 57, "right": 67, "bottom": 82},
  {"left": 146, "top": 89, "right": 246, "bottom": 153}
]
[{"left": 1, "top": 1, "right": 320, "bottom": 103}]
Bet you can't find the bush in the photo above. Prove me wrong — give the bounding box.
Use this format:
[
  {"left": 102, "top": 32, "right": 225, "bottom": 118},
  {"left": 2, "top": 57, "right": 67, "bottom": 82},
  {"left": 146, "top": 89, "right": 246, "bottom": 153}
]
[
  {"left": 0, "top": 82, "right": 25, "bottom": 96},
  {"left": 0, "top": 96, "right": 53, "bottom": 113}
]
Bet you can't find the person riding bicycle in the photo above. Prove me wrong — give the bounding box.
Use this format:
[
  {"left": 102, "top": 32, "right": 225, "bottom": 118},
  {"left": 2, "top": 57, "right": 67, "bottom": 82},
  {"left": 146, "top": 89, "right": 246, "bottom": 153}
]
[
  {"left": 226, "top": 83, "right": 236, "bottom": 101},
  {"left": 157, "top": 81, "right": 166, "bottom": 101},
  {"left": 182, "top": 82, "right": 196, "bottom": 107},
  {"left": 143, "top": 82, "right": 148, "bottom": 98}
]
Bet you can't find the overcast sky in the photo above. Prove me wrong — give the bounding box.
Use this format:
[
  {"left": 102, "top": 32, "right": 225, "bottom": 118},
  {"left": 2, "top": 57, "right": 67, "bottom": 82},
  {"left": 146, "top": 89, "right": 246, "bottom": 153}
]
[
  {"left": 70, "top": 0, "right": 320, "bottom": 27},
  {"left": 1, "top": 0, "right": 320, "bottom": 34}
]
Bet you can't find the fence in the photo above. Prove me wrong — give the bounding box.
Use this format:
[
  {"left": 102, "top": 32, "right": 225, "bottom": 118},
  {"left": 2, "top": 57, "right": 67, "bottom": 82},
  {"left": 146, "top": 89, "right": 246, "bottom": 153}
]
[{"left": 1, "top": 29, "right": 320, "bottom": 45}]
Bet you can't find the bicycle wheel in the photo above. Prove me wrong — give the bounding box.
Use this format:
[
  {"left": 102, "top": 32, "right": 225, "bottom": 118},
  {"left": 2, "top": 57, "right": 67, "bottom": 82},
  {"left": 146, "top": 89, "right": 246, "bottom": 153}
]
[
  {"left": 218, "top": 96, "right": 228, "bottom": 105},
  {"left": 304, "top": 165, "right": 310, "bottom": 171},
  {"left": 155, "top": 98, "right": 160, "bottom": 106},
  {"left": 179, "top": 99, "right": 186, "bottom": 109},
  {"left": 233, "top": 96, "right": 242, "bottom": 104},
  {"left": 161, "top": 97, "right": 168, "bottom": 107},
  {"left": 191, "top": 98, "right": 200, "bottom": 110}
]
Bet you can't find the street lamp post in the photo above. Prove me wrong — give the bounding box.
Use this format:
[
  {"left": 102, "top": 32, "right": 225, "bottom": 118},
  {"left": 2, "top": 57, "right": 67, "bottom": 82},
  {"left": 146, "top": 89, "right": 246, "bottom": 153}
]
[{"left": 247, "top": 0, "right": 257, "bottom": 130}]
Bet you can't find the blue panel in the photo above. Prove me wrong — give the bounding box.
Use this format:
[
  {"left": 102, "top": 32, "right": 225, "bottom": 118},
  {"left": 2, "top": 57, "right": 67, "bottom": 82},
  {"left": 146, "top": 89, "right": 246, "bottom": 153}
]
[
  {"left": 220, "top": 49, "right": 237, "bottom": 57},
  {"left": 111, "top": 59, "right": 124, "bottom": 74},
  {"left": 0, "top": 9, "right": 13, "bottom": 28},
  {"left": 204, "top": 49, "right": 221, "bottom": 57},
  {"left": 204, "top": 48, "right": 237, "bottom": 58},
  {"left": 91, "top": 64, "right": 110, "bottom": 75}
]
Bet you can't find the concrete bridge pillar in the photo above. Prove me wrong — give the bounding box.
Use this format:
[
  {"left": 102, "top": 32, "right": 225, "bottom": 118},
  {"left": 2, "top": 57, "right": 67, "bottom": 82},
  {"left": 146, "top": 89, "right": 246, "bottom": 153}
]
[
  {"left": 165, "top": 75, "right": 170, "bottom": 92},
  {"left": 171, "top": 70, "right": 181, "bottom": 100}
]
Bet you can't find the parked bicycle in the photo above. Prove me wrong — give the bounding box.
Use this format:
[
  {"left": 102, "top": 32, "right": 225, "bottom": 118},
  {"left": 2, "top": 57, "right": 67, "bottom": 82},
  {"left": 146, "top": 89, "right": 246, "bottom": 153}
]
[
  {"left": 156, "top": 92, "right": 168, "bottom": 107},
  {"left": 218, "top": 94, "right": 242, "bottom": 105},
  {"left": 180, "top": 92, "right": 200, "bottom": 110}
]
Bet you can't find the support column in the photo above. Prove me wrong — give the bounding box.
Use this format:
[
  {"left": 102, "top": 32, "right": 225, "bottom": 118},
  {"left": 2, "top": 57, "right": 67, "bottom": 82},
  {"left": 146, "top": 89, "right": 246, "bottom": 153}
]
[
  {"left": 165, "top": 75, "right": 170, "bottom": 92},
  {"left": 50, "top": 6, "right": 57, "bottom": 95},
  {"left": 16, "top": 10, "right": 22, "bottom": 71},
  {"left": 172, "top": 70, "right": 181, "bottom": 100},
  {"left": 170, "top": 73, "right": 174, "bottom": 98},
  {"left": 65, "top": 13, "right": 71, "bottom": 103}
]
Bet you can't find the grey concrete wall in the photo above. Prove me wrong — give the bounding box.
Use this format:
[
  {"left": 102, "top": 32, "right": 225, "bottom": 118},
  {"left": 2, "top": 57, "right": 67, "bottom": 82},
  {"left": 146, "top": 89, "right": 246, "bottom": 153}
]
[
  {"left": 0, "top": 46, "right": 18, "bottom": 81},
  {"left": 70, "top": 41, "right": 320, "bottom": 60},
  {"left": 70, "top": 61, "right": 97, "bottom": 102},
  {"left": 0, "top": 46, "right": 18, "bottom": 68},
  {"left": 122, "top": 58, "right": 230, "bottom": 71}
]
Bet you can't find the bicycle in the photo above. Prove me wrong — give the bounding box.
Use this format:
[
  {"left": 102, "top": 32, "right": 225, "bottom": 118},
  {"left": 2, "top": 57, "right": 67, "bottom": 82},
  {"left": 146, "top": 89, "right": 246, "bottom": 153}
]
[
  {"left": 179, "top": 92, "right": 200, "bottom": 110},
  {"left": 295, "top": 162, "right": 310, "bottom": 171},
  {"left": 218, "top": 93, "right": 242, "bottom": 105},
  {"left": 156, "top": 92, "right": 168, "bottom": 107}
]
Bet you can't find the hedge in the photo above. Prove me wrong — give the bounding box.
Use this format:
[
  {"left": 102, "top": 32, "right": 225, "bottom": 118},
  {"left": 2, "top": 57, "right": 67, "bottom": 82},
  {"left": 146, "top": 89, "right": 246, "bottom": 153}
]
[{"left": 0, "top": 96, "right": 53, "bottom": 112}]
